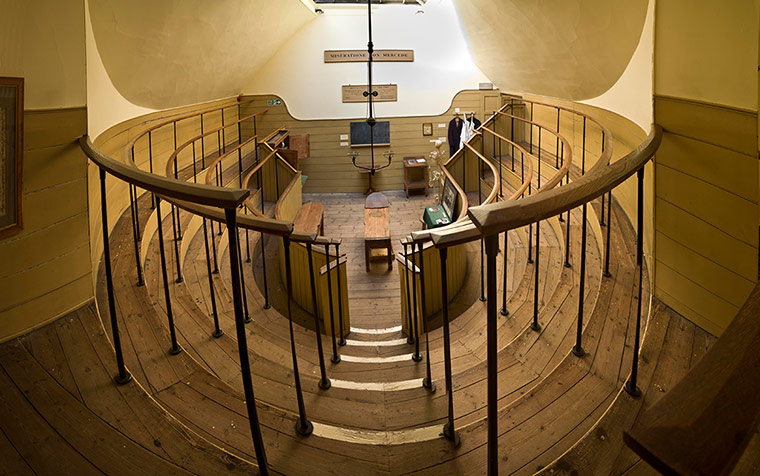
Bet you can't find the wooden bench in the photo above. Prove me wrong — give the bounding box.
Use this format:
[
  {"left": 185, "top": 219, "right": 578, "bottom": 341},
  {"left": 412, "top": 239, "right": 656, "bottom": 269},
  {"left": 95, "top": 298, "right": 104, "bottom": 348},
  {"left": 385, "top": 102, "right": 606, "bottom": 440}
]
[
  {"left": 364, "top": 192, "right": 393, "bottom": 271},
  {"left": 293, "top": 202, "right": 324, "bottom": 236}
]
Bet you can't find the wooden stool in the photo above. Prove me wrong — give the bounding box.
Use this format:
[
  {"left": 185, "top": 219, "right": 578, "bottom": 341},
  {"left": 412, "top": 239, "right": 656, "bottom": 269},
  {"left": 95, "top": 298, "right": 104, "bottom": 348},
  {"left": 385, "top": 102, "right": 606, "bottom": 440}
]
[
  {"left": 364, "top": 193, "right": 393, "bottom": 271},
  {"left": 293, "top": 202, "right": 324, "bottom": 236}
]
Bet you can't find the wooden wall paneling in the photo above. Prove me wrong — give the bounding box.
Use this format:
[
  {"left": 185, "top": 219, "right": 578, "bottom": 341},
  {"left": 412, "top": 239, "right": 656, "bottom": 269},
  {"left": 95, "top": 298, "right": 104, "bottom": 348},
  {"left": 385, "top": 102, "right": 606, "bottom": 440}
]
[
  {"left": 655, "top": 198, "right": 757, "bottom": 282},
  {"left": 653, "top": 95, "right": 759, "bottom": 335},
  {"left": 655, "top": 232, "right": 755, "bottom": 308},
  {"left": 656, "top": 164, "right": 756, "bottom": 245},
  {"left": 0, "top": 108, "right": 92, "bottom": 342},
  {"left": 239, "top": 90, "right": 504, "bottom": 193}
]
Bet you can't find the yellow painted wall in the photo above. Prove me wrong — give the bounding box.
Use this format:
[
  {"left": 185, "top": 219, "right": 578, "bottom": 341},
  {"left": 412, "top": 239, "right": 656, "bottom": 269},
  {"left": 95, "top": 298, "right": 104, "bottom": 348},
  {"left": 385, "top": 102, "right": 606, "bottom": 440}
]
[
  {"left": 653, "top": 0, "right": 759, "bottom": 335},
  {"left": 0, "top": 109, "right": 92, "bottom": 342},
  {"left": 451, "top": 0, "right": 648, "bottom": 101},
  {"left": 0, "top": 0, "right": 86, "bottom": 109},
  {"left": 0, "top": 0, "right": 91, "bottom": 342},
  {"left": 241, "top": 90, "right": 504, "bottom": 193},
  {"left": 88, "top": 0, "right": 314, "bottom": 110}
]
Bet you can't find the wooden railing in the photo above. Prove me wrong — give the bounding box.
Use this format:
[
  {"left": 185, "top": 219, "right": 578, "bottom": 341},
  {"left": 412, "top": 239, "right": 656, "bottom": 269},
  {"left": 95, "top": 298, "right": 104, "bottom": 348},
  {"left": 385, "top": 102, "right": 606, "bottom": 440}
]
[
  {"left": 623, "top": 282, "right": 760, "bottom": 475},
  {"left": 81, "top": 91, "right": 666, "bottom": 476}
]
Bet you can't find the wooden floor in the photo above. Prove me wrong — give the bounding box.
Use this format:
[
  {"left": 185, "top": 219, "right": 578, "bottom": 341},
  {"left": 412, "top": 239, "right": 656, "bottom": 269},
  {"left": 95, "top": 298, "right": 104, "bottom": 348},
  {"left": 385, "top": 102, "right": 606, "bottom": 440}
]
[
  {"left": 305, "top": 190, "right": 437, "bottom": 330},
  {"left": 0, "top": 146, "right": 741, "bottom": 475}
]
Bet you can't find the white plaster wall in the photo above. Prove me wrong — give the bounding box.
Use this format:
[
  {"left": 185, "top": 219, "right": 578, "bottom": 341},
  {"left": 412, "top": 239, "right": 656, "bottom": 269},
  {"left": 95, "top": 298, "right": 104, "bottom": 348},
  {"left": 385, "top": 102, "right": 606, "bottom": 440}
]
[
  {"left": 244, "top": 0, "right": 492, "bottom": 119},
  {"left": 85, "top": 0, "right": 153, "bottom": 141},
  {"left": 581, "top": 0, "right": 655, "bottom": 133}
]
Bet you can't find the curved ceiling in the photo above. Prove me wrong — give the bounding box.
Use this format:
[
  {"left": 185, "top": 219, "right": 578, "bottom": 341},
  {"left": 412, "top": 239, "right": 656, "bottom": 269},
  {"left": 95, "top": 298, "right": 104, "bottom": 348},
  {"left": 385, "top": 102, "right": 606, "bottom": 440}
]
[
  {"left": 451, "top": 0, "right": 649, "bottom": 100},
  {"left": 88, "top": 0, "right": 314, "bottom": 109}
]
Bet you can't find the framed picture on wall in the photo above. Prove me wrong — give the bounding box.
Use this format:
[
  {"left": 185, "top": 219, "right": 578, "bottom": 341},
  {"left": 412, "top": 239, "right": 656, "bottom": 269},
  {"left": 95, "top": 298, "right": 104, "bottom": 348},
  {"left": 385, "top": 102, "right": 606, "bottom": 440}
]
[
  {"left": 422, "top": 122, "right": 433, "bottom": 136},
  {"left": 0, "top": 77, "right": 24, "bottom": 239}
]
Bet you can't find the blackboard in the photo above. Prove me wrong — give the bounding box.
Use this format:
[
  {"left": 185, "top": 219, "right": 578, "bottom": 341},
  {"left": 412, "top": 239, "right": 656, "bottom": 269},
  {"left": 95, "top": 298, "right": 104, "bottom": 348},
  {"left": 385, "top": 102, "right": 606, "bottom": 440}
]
[{"left": 350, "top": 121, "right": 390, "bottom": 146}]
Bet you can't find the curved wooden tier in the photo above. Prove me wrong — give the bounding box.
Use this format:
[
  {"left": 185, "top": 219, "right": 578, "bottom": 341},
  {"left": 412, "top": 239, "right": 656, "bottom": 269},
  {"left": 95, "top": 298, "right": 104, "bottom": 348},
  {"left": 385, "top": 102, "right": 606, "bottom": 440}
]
[{"left": 9, "top": 91, "right": 747, "bottom": 476}]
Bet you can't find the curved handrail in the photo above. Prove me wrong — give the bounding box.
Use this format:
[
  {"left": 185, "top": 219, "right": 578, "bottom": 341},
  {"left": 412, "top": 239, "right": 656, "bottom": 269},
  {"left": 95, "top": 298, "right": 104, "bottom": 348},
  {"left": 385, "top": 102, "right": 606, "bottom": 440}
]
[
  {"left": 488, "top": 113, "right": 574, "bottom": 192},
  {"left": 80, "top": 135, "right": 249, "bottom": 210},
  {"left": 203, "top": 135, "right": 261, "bottom": 186},
  {"left": 123, "top": 98, "right": 256, "bottom": 168},
  {"left": 464, "top": 125, "right": 662, "bottom": 239},
  {"left": 463, "top": 140, "right": 500, "bottom": 206},
  {"left": 164, "top": 110, "right": 267, "bottom": 177},
  {"left": 623, "top": 282, "right": 760, "bottom": 476},
  {"left": 242, "top": 150, "right": 278, "bottom": 189},
  {"left": 499, "top": 96, "right": 613, "bottom": 170},
  {"left": 478, "top": 126, "right": 537, "bottom": 200},
  {"left": 411, "top": 105, "right": 535, "bottom": 245}
]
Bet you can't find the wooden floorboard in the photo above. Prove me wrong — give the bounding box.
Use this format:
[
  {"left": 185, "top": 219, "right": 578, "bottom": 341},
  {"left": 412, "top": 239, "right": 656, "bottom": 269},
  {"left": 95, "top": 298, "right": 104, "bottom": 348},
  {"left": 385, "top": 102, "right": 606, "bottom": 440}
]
[{"left": 0, "top": 141, "right": 710, "bottom": 475}]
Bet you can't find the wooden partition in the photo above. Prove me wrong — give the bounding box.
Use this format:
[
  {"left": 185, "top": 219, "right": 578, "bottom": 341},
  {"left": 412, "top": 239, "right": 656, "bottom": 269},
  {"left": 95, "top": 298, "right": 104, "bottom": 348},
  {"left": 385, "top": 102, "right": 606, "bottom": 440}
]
[
  {"left": 274, "top": 160, "right": 350, "bottom": 337},
  {"left": 318, "top": 256, "right": 350, "bottom": 339},
  {"left": 398, "top": 242, "right": 468, "bottom": 337}
]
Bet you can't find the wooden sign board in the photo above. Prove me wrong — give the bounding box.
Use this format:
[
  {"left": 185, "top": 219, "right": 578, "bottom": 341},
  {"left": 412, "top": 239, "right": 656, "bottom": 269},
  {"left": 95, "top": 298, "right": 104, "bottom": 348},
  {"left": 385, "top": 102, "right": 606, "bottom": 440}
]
[
  {"left": 343, "top": 84, "right": 398, "bottom": 103},
  {"left": 325, "top": 50, "right": 414, "bottom": 63}
]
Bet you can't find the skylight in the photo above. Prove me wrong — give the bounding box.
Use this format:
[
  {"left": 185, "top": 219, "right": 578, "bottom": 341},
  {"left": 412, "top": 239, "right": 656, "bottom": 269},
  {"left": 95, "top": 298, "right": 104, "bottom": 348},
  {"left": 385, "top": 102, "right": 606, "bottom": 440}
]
[{"left": 314, "top": 0, "right": 425, "bottom": 5}]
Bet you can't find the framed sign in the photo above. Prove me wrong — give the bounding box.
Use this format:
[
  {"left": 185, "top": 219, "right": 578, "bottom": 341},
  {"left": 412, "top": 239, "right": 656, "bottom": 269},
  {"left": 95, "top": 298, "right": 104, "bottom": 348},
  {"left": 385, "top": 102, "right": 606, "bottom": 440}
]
[
  {"left": 422, "top": 123, "right": 433, "bottom": 136},
  {"left": 0, "top": 77, "right": 23, "bottom": 239},
  {"left": 325, "top": 49, "right": 414, "bottom": 63},
  {"left": 342, "top": 84, "right": 398, "bottom": 103}
]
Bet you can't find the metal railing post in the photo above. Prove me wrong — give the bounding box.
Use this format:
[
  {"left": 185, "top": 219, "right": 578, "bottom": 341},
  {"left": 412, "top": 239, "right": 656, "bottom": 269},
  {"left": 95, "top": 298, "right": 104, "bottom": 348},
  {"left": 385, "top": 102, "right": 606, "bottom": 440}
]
[
  {"left": 403, "top": 241, "right": 416, "bottom": 345},
  {"left": 202, "top": 218, "right": 223, "bottom": 338},
  {"left": 440, "top": 247, "right": 460, "bottom": 446},
  {"left": 148, "top": 131, "right": 155, "bottom": 209},
  {"left": 99, "top": 167, "right": 132, "bottom": 385},
  {"left": 531, "top": 130, "right": 542, "bottom": 331},
  {"left": 155, "top": 196, "right": 182, "bottom": 356},
  {"left": 170, "top": 205, "right": 184, "bottom": 283},
  {"left": 625, "top": 167, "right": 645, "bottom": 398},
  {"left": 501, "top": 231, "right": 509, "bottom": 316},
  {"left": 172, "top": 122, "right": 183, "bottom": 240},
  {"left": 210, "top": 221, "right": 219, "bottom": 274},
  {"left": 324, "top": 242, "right": 340, "bottom": 363},
  {"left": 259, "top": 171, "right": 271, "bottom": 309},
  {"left": 334, "top": 240, "right": 346, "bottom": 346},
  {"left": 237, "top": 231, "right": 251, "bottom": 324},
  {"left": 410, "top": 241, "right": 422, "bottom": 362},
  {"left": 417, "top": 240, "right": 435, "bottom": 393},
  {"left": 225, "top": 208, "right": 269, "bottom": 473},
  {"left": 485, "top": 233, "right": 499, "bottom": 475},
  {"left": 604, "top": 190, "right": 613, "bottom": 278},
  {"left": 128, "top": 182, "right": 145, "bottom": 287},
  {"left": 307, "top": 242, "right": 331, "bottom": 389},
  {"left": 283, "top": 237, "right": 314, "bottom": 436},
  {"left": 573, "top": 118, "right": 589, "bottom": 355},
  {"left": 600, "top": 131, "right": 607, "bottom": 228}
]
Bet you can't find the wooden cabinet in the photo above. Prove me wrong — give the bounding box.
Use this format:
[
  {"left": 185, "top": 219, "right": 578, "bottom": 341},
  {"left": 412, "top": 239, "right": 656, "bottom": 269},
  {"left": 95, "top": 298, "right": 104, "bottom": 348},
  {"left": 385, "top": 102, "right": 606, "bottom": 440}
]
[{"left": 403, "top": 156, "right": 428, "bottom": 198}]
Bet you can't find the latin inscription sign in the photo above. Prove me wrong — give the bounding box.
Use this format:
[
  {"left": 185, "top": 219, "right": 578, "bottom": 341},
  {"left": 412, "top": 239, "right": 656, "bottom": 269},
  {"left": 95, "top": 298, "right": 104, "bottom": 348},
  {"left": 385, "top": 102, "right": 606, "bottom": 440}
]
[
  {"left": 325, "top": 50, "right": 414, "bottom": 63},
  {"left": 342, "top": 84, "right": 398, "bottom": 103}
]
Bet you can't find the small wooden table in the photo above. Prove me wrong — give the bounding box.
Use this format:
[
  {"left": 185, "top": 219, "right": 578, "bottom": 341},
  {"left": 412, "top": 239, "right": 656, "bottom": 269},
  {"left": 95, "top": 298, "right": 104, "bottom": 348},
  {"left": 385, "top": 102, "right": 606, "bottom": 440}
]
[
  {"left": 293, "top": 202, "right": 324, "bottom": 236},
  {"left": 364, "top": 193, "right": 393, "bottom": 271},
  {"left": 403, "top": 156, "right": 429, "bottom": 198}
]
